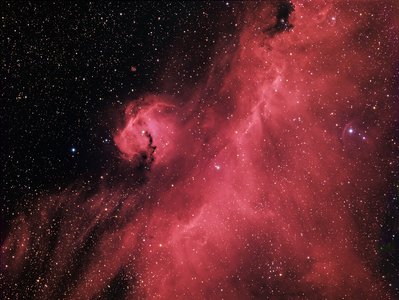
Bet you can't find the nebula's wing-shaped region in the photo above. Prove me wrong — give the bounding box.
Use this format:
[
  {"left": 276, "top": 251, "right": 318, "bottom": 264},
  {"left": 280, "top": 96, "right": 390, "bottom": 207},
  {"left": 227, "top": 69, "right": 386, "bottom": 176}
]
[{"left": 1, "top": 1, "right": 398, "bottom": 299}]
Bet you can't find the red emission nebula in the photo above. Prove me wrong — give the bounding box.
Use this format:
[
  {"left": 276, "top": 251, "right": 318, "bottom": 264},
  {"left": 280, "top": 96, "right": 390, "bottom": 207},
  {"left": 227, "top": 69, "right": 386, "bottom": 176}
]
[{"left": 2, "top": 1, "right": 399, "bottom": 299}]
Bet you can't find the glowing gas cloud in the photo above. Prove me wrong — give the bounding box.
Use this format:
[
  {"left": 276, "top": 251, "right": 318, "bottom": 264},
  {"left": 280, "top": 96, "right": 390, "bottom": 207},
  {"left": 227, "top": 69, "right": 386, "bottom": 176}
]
[{"left": 2, "top": 1, "right": 398, "bottom": 299}]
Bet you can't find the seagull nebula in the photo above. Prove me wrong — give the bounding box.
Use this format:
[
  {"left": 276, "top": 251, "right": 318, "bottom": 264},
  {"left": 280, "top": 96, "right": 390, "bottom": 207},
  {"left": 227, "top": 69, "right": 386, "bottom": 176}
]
[{"left": 1, "top": 1, "right": 399, "bottom": 299}]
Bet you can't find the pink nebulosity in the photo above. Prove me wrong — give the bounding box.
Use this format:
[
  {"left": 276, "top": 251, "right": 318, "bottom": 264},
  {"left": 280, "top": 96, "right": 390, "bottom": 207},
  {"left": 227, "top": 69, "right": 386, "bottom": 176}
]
[
  {"left": 114, "top": 96, "right": 179, "bottom": 165},
  {"left": 2, "top": 1, "right": 398, "bottom": 299}
]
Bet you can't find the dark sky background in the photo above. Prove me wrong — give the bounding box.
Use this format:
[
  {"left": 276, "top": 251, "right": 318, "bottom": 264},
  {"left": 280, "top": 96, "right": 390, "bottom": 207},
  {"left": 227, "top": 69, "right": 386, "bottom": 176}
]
[
  {"left": 1, "top": 1, "right": 399, "bottom": 298},
  {"left": 1, "top": 1, "right": 238, "bottom": 219}
]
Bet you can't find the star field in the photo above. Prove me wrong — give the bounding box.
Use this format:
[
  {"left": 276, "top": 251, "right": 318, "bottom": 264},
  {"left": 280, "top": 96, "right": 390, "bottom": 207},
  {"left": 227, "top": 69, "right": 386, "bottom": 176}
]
[{"left": 1, "top": 1, "right": 399, "bottom": 299}]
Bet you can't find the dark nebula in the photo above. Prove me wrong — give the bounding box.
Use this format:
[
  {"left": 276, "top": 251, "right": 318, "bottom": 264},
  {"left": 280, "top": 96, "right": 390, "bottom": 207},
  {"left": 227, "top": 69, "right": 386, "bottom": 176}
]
[
  {"left": 1, "top": 1, "right": 399, "bottom": 299},
  {"left": 264, "top": 0, "right": 295, "bottom": 36}
]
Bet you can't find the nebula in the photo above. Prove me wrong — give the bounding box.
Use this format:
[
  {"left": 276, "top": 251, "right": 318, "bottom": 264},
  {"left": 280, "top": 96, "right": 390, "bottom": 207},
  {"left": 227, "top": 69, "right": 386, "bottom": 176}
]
[{"left": 1, "top": 1, "right": 398, "bottom": 299}]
